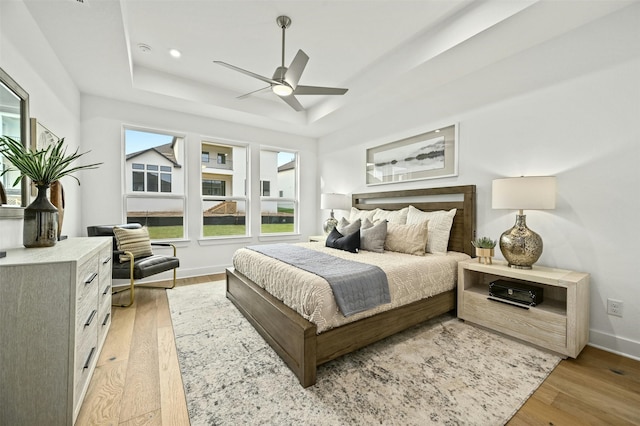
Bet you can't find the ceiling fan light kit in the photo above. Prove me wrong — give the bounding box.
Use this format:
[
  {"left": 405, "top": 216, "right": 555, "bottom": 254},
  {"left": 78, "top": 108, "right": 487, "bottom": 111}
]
[
  {"left": 214, "top": 15, "right": 348, "bottom": 111},
  {"left": 272, "top": 84, "right": 293, "bottom": 97}
]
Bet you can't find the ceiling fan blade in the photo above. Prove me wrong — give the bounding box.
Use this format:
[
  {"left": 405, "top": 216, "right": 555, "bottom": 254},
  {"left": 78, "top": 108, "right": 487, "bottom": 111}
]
[
  {"left": 284, "top": 50, "right": 309, "bottom": 89},
  {"left": 236, "top": 86, "right": 272, "bottom": 99},
  {"left": 214, "top": 61, "right": 280, "bottom": 85},
  {"left": 278, "top": 94, "right": 305, "bottom": 111},
  {"left": 293, "top": 85, "right": 348, "bottom": 96}
]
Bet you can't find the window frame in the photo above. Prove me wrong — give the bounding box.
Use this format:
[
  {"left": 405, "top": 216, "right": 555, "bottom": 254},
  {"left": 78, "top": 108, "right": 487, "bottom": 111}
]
[
  {"left": 259, "top": 147, "right": 299, "bottom": 237},
  {"left": 200, "top": 138, "right": 250, "bottom": 240},
  {"left": 122, "top": 126, "right": 187, "bottom": 241}
]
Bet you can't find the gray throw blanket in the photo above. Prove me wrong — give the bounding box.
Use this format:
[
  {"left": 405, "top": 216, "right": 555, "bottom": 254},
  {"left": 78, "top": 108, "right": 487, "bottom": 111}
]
[{"left": 247, "top": 244, "right": 390, "bottom": 317}]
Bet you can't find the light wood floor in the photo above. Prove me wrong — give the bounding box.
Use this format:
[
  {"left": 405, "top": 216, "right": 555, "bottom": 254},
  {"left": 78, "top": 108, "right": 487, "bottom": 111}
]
[{"left": 77, "top": 277, "right": 640, "bottom": 425}]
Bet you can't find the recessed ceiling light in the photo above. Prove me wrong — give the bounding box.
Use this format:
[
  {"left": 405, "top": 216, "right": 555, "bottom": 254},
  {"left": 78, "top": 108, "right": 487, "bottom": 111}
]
[
  {"left": 138, "top": 43, "right": 152, "bottom": 53},
  {"left": 169, "top": 49, "right": 181, "bottom": 58}
]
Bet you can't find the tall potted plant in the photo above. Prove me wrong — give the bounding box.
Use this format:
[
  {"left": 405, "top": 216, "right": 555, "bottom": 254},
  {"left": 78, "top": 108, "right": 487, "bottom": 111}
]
[{"left": 0, "top": 135, "right": 101, "bottom": 247}]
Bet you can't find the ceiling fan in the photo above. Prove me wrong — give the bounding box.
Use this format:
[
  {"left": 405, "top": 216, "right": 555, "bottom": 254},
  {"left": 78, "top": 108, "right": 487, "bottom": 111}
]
[{"left": 214, "top": 15, "right": 348, "bottom": 112}]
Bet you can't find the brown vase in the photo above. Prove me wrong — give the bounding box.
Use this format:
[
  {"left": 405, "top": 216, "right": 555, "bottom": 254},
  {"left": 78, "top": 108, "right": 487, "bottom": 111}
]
[{"left": 50, "top": 181, "right": 65, "bottom": 240}]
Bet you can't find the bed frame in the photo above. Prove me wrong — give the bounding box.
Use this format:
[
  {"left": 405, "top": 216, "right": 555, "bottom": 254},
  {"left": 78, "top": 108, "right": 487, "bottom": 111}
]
[{"left": 226, "top": 185, "right": 476, "bottom": 387}]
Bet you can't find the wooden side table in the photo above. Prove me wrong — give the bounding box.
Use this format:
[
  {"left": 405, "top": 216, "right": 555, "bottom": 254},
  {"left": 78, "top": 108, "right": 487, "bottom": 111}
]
[{"left": 457, "top": 258, "right": 590, "bottom": 358}]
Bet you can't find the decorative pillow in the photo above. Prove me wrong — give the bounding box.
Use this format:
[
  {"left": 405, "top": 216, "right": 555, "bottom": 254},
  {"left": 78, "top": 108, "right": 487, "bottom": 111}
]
[
  {"left": 348, "top": 207, "right": 378, "bottom": 223},
  {"left": 336, "top": 217, "right": 361, "bottom": 236},
  {"left": 360, "top": 218, "right": 387, "bottom": 253},
  {"left": 113, "top": 226, "right": 153, "bottom": 263},
  {"left": 372, "top": 207, "right": 409, "bottom": 224},
  {"left": 406, "top": 206, "right": 457, "bottom": 254},
  {"left": 325, "top": 228, "right": 360, "bottom": 253},
  {"left": 384, "top": 221, "right": 429, "bottom": 256}
]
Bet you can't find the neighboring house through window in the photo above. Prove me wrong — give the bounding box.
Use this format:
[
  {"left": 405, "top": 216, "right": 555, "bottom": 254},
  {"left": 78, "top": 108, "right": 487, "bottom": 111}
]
[
  {"left": 260, "top": 149, "right": 297, "bottom": 234},
  {"left": 201, "top": 140, "right": 248, "bottom": 238},
  {"left": 124, "top": 128, "right": 185, "bottom": 239}
]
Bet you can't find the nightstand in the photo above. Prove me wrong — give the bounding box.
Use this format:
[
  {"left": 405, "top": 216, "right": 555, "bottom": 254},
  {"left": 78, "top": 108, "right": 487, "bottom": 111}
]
[
  {"left": 457, "top": 258, "right": 590, "bottom": 358},
  {"left": 308, "top": 235, "right": 327, "bottom": 243}
]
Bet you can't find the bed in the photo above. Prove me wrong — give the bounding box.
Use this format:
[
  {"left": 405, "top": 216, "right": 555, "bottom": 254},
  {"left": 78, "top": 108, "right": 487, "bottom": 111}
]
[{"left": 226, "top": 185, "right": 476, "bottom": 387}]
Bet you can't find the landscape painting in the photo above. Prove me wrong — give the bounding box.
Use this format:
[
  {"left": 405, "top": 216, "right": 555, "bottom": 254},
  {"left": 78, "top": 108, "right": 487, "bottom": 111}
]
[{"left": 366, "top": 124, "right": 457, "bottom": 185}]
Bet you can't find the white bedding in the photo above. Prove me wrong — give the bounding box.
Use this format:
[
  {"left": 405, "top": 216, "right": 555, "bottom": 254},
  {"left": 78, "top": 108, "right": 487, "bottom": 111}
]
[{"left": 232, "top": 242, "right": 470, "bottom": 333}]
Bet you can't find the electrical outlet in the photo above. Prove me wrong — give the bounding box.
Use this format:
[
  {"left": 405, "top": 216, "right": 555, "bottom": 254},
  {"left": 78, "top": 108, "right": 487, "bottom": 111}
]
[{"left": 607, "top": 299, "right": 623, "bottom": 317}]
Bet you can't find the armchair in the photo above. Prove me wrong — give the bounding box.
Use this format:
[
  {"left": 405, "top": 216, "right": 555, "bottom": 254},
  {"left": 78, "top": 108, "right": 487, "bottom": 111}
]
[{"left": 87, "top": 223, "right": 180, "bottom": 307}]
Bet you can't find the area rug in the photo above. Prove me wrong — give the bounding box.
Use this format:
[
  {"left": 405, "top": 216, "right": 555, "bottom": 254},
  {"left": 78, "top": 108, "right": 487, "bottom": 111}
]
[{"left": 167, "top": 281, "right": 561, "bottom": 425}]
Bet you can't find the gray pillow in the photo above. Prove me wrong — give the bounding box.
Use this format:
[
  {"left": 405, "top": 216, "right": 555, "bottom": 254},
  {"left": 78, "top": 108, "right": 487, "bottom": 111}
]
[
  {"left": 360, "top": 219, "right": 387, "bottom": 253},
  {"left": 336, "top": 217, "right": 361, "bottom": 236}
]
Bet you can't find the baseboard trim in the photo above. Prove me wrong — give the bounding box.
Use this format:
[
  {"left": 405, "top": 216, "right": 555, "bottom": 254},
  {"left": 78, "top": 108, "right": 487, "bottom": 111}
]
[{"left": 589, "top": 329, "right": 640, "bottom": 361}]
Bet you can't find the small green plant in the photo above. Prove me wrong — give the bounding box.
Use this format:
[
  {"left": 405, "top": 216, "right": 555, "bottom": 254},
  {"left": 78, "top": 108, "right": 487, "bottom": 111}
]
[{"left": 471, "top": 236, "right": 497, "bottom": 249}]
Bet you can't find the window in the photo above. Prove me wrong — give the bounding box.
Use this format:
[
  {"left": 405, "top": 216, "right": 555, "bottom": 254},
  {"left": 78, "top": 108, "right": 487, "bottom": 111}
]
[
  {"left": 201, "top": 140, "right": 248, "bottom": 238},
  {"left": 130, "top": 163, "right": 172, "bottom": 193},
  {"left": 132, "top": 171, "right": 145, "bottom": 191},
  {"left": 260, "top": 149, "right": 297, "bottom": 234},
  {"left": 124, "top": 128, "right": 185, "bottom": 239},
  {"left": 147, "top": 165, "right": 159, "bottom": 192},
  {"left": 261, "top": 180, "right": 270, "bottom": 196},
  {"left": 202, "top": 151, "right": 210, "bottom": 163},
  {"left": 202, "top": 179, "right": 225, "bottom": 196}
]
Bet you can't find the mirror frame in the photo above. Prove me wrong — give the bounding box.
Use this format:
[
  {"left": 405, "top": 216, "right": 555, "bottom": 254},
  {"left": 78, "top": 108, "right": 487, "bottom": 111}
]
[{"left": 0, "top": 66, "right": 30, "bottom": 217}]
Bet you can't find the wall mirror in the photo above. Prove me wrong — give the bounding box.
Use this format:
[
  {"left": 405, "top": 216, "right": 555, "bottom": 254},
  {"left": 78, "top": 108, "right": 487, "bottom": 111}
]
[{"left": 0, "top": 66, "right": 30, "bottom": 216}]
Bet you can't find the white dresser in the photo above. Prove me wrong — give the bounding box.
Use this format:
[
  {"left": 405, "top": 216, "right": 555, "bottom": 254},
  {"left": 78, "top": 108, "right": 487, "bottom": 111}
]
[{"left": 0, "top": 237, "right": 113, "bottom": 425}]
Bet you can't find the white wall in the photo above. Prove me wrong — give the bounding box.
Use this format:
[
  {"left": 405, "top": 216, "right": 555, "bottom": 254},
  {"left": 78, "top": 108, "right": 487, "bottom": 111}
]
[
  {"left": 0, "top": 1, "right": 82, "bottom": 250},
  {"left": 80, "top": 95, "right": 317, "bottom": 279},
  {"left": 318, "top": 14, "right": 640, "bottom": 358}
]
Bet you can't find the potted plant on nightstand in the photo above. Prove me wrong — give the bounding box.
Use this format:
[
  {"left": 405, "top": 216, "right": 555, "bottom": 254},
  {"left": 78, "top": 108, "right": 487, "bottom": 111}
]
[
  {"left": 0, "top": 135, "right": 101, "bottom": 248},
  {"left": 472, "top": 236, "right": 497, "bottom": 264}
]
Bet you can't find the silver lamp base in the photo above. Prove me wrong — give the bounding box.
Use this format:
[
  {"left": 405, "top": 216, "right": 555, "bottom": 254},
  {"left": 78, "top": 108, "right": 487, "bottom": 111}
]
[
  {"left": 323, "top": 210, "right": 338, "bottom": 234},
  {"left": 499, "top": 214, "right": 543, "bottom": 269}
]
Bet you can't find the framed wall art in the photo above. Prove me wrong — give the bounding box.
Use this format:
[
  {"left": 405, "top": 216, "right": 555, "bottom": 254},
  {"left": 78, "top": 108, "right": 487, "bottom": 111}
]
[
  {"left": 29, "top": 118, "right": 60, "bottom": 196},
  {"left": 30, "top": 118, "right": 59, "bottom": 151},
  {"left": 366, "top": 124, "right": 458, "bottom": 185}
]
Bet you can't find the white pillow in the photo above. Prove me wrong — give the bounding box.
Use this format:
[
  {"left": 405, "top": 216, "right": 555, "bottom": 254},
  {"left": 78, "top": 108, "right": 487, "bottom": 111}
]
[
  {"left": 348, "top": 207, "right": 377, "bottom": 223},
  {"left": 372, "top": 206, "right": 409, "bottom": 224},
  {"left": 406, "top": 206, "right": 457, "bottom": 254}
]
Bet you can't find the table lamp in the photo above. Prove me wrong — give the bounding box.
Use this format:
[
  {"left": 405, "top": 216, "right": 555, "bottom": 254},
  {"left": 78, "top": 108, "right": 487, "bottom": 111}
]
[
  {"left": 320, "top": 193, "right": 350, "bottom": 234},
  {"left": 492, "top": 176, "right": 556, "bottom": 269}
]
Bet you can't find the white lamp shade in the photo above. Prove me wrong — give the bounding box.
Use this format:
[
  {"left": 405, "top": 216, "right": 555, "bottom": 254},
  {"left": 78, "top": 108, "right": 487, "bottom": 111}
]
[
  {"left": 320, "top": 193, "right": 350, "bottom": 210},
  {"left": 492, "top": 176, "right": 556, "bottom": 210}
]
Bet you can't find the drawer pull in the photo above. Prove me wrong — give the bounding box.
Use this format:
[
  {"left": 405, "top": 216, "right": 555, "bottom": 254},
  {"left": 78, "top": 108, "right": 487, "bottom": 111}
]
[
  {"left": 84, "top": 272, "right": 98, "bottom": 285},
  {"left": 102, "top": 256, "right": 112, "bottom": 265},
  {"left": 83, "top": 347, "right": 96, "bottom": 370},
  {"left": 102, "top": 313, "right": 111, "bottom": 326},
  {"left": 487, "top": 296, "right": 530, "bottom": 310},
  {"left": 84, "top": 309, "right": 97, "bottom": 327},
  {"left": 102, "top": 285, "right": 111, "bottom": 295}
]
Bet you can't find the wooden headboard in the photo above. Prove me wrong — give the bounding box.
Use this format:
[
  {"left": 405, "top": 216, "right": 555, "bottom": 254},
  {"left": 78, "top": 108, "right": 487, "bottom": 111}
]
[{"left": 352, "top": 185, "right": 476, "bottom": 256}]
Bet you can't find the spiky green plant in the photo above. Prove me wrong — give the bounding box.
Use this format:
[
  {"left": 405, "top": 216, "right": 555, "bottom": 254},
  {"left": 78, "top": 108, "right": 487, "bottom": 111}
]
[
  {"left": 0, "top": 135, "right": 102, "bottom": 186},
  {"left": 471, "top": 236, "right": 497, "bottom": 249}
]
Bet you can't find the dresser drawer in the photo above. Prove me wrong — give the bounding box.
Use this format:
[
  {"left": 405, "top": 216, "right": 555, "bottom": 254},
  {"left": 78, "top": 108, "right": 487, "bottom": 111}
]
[
  {"left": 97, "top": 284, "right": 112, "bottom": 347},
  {"left": 98, "top": 273, "right": 112, "bottom": 313},
  {"left": 76, "top": 255, "right": 99, "bottom": 313},
  {"left": 98, "top": 246, "right": 112, "bottom": 278},
  {"left": 462, "top": 290, "right": 567, "bottom": 350},
  {"left": 74, "top": 310, "right": 98, "bottom": 408}
]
